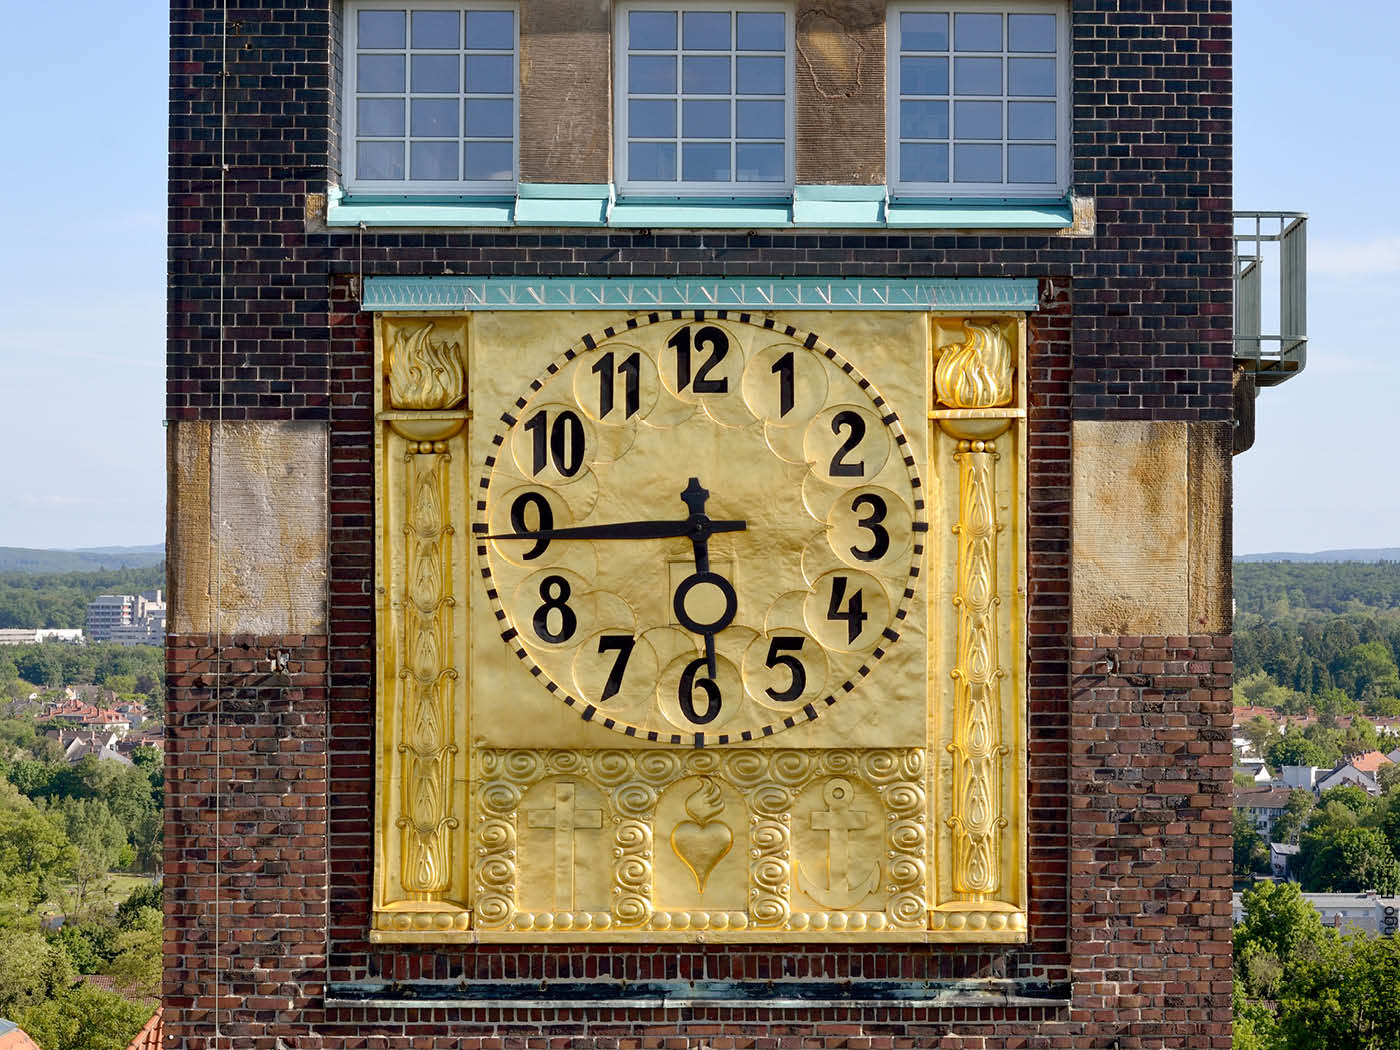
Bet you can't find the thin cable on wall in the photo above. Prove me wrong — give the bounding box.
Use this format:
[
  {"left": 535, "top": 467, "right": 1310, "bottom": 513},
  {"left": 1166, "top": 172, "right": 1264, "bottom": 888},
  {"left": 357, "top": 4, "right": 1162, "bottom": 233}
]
[{"left": 212, "top": 0, "right": 228, "bottom": 1042}]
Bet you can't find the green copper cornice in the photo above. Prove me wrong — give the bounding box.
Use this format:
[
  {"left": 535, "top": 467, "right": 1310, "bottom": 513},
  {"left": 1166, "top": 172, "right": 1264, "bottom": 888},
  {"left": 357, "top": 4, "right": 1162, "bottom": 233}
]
[{"left": 361, "top": 276, "right": 1039, "bottom": 312}]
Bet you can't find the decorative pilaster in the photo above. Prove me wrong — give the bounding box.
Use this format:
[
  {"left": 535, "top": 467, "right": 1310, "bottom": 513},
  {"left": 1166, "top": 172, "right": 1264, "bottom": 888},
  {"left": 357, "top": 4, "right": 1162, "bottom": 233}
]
[
  {"left": 373, "top": 315, "right": 473, "bottom": 941},
  {"left": 929, "top": 319, "right": 1027, "bottom": 938}
]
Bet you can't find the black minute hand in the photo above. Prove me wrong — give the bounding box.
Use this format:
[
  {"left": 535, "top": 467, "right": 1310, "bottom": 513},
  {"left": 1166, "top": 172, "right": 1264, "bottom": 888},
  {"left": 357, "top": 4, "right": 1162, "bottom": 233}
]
[{"left": 486, "top": 518, "right": 747, "bottom": 542}]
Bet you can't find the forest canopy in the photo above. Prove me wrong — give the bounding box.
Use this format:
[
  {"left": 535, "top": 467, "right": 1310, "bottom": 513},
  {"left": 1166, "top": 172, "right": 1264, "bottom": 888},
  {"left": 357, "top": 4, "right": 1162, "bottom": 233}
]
[{"left": 0, "top": 566, "right": 165, "bottom": 630}]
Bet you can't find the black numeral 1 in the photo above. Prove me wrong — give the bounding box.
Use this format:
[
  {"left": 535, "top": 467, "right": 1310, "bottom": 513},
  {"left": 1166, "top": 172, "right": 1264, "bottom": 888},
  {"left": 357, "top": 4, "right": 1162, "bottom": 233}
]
[
  {"left": 596, "top": 635, "right": 636, "bottom": 702},
  {"left": 826, "top": 576, "right": 868, "bottom": 644},
  {"left": 771, "top": 350, "right": 795, "bottom": 418}
]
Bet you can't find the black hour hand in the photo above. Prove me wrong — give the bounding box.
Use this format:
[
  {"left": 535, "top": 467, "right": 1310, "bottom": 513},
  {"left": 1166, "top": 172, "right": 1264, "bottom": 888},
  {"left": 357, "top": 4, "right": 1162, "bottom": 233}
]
[{"left": 486, "top": 517, "right": 746, "bottom": 543}]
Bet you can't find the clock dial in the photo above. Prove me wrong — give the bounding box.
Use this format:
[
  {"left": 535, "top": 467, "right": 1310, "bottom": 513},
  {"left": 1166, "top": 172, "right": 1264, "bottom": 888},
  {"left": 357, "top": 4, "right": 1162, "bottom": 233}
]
[{"left": 476, "top": 312, "right": 925, "bottom": 745}]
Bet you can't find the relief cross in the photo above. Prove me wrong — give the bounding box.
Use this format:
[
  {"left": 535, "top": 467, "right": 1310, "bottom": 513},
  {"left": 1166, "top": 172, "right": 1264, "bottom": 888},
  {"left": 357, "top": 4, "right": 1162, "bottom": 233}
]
[{"left": 525, "top": 781, "right": 603, "bottom": 909}]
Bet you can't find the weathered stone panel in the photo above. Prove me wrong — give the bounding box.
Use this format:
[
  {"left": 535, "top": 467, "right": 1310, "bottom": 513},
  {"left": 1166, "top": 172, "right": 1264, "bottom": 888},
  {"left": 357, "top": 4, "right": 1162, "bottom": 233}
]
[
  {"left": 168, "top": 421, "right": 328, "bottom": 636},
  {"left": 1071, "top": 420, "right": 1189, "bottom": 635}
]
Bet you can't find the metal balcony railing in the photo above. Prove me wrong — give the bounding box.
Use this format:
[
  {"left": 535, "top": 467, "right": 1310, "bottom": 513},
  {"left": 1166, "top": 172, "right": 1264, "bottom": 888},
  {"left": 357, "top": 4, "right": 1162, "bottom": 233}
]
[{"left": 1234, "top": 211, "right": 1307, "bottom": 387}]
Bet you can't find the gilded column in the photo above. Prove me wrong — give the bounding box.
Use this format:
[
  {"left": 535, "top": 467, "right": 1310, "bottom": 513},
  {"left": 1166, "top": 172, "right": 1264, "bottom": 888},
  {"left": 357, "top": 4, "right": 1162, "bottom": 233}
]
[
  {"left": 373, "top": 317, "right": 473, "bottom": 941},
  {"left": 929, "top": 319, "right": 1026, "bottom": 938}
]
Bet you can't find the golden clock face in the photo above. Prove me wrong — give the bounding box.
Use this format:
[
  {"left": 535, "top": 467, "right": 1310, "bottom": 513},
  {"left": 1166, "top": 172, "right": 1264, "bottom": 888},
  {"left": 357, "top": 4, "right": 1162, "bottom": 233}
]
[{"left": 476, "top": 311, "right": 925, "bottom": 745}]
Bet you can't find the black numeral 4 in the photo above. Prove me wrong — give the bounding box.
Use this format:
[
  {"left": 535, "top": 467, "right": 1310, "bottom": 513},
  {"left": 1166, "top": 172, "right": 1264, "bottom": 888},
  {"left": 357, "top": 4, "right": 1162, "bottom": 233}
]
[{"left": 826, "top": 577, "right": 867, "bottom": 645}]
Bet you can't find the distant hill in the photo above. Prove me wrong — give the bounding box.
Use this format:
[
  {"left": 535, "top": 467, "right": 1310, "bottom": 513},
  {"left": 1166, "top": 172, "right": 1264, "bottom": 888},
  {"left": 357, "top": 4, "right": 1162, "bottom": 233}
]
[
  {"left": 0, "top": 544, "right": 165, "bottom": 573},
  {"left": 1234, "top": 560, "right": 1400, "bottom": 617},
  {"left": 1236, "top": 548, "right": 1400, "bottom": 563}
]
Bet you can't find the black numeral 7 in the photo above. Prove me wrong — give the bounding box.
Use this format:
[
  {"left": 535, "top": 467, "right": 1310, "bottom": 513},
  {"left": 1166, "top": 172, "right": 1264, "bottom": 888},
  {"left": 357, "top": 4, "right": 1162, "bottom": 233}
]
[{"left": 596, "top": 635, "right": 636, "bottom": 702}]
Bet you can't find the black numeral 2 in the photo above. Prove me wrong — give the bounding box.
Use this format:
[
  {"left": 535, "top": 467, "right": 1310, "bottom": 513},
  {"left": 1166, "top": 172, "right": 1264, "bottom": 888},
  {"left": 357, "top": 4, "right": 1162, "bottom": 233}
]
[
  {"left": 668, "top": 325, "right": 729, "bottom": 393},
  {"left": 828, "top": 410, "right": 866, "bottom": 477}
]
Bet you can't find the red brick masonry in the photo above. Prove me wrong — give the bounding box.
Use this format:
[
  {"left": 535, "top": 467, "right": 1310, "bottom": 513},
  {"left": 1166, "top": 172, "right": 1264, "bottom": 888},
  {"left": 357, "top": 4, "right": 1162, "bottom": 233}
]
[{"left": 164, "top": 632, "right": 1231, "bottom": 1047}]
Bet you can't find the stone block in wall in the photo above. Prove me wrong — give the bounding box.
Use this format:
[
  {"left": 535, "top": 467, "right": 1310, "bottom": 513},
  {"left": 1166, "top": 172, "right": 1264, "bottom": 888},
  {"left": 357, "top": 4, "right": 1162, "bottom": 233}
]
[
  {"left": 519, "top": 0, "right": 610, "bottom": 183},
  {"left": 167, "top": 421, "right": 328, "bottom": 635},
  {"left": 796, "top": 0, "right": 885, "bottom": 184},
  {"left": 1189, "top": 421, "right": 1233, "bottom": 634},
  {"left": 1071, "top": 420, "right": 1232, "bottom": 636}
]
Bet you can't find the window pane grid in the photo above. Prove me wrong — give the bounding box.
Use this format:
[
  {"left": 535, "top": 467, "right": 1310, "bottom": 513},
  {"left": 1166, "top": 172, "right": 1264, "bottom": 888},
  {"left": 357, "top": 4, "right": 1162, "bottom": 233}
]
[
  {"left": 351, "top": 5, "right": 516, "bottom": 187},
  {"left": 894, "top": 6, "right": 1060, "bottom": 190},
  {"left": 623, "top": 7, "right": 787, "bottom": 187}
]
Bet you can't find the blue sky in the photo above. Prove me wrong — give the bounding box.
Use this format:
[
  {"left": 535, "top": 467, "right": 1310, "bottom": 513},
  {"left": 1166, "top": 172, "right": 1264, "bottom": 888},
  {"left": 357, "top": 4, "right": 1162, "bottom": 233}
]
[{"left": 0, "top": 2, "right": 1392, "bottom": 555}]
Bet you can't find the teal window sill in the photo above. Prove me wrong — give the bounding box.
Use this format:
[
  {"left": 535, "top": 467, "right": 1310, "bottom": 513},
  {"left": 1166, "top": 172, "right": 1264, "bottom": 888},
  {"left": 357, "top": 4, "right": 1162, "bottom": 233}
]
[{"left": 325, "top": 185, "right": 1075, "bottom": 231}]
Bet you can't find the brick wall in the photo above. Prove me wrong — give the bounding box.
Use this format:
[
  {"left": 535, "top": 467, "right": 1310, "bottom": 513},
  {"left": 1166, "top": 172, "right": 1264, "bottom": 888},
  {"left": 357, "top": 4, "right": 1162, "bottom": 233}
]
[
  {"left": 169, "top": 0, "right": 1233, "bottom": 425},
  {"left": 166, "top": 0, "right": 1235, "bottom": 1045}
]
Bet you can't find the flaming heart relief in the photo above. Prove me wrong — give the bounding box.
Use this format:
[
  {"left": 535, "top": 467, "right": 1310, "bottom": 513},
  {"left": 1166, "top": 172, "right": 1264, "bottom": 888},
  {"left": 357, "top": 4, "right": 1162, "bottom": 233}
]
[{"left": 668, "top": 777, "right": 733, "bottom": 893}]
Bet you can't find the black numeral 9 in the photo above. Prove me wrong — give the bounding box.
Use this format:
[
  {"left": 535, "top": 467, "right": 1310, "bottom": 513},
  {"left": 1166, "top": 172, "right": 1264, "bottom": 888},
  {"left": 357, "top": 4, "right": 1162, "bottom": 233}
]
[{"left": 509, "top": 492, "right": 553, "bottom": 560}]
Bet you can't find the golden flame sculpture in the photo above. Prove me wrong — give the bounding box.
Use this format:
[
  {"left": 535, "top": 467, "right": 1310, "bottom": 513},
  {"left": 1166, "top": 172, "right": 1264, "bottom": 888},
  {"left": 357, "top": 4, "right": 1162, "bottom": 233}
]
[
  {"left": 934, "top": 321, "right": 1013, "bottom": 409},
  {"left": 387, "top": 322, "right": 466, "bottom": 410}
]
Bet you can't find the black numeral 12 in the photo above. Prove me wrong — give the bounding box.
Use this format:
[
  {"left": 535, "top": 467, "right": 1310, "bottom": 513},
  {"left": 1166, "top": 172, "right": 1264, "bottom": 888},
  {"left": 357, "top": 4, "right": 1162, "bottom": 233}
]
[
  {"left": 591, "top": 350, "right": 641, "bottom": 419},
  {"left": 668, "top": 325, "right": 730, "bottom": 393}
]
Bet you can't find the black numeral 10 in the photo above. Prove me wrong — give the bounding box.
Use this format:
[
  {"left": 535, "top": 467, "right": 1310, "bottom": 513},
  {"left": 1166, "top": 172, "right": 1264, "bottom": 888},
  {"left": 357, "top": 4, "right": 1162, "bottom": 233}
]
[{"left": 524, "top": 409, "right": 585, "bottom": 476}]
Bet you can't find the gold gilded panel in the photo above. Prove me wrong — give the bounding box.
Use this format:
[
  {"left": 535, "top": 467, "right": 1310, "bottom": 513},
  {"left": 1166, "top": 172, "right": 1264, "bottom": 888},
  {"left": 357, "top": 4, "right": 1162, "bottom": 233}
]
[{"left": 373, "top": 309, "right": 1027, "bottom": 943}]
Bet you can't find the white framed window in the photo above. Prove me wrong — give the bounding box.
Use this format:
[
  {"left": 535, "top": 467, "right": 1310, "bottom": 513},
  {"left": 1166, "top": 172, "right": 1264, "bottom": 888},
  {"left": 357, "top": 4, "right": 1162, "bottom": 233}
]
[
  {"left": 887, "top": 2, "right": 1069, "bottom": 197},
  {"left": 343, "top": 0, "right": 518, "bottom": 193},
  {"left": 615, "top": 2, "right": 794, "bottom": 195}
]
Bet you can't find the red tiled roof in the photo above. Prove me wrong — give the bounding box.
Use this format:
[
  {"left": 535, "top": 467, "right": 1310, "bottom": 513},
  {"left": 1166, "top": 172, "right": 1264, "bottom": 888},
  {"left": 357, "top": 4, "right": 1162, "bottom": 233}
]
[
  {"left": 1347, "top": 750, "right": 1394, "bottom": 774},
  {"left": 126, "top": 1009, "right": 163, "bottom": 1050},
  {"left": 0, "top": 1024, "right": 42, "bottom": 1050}
]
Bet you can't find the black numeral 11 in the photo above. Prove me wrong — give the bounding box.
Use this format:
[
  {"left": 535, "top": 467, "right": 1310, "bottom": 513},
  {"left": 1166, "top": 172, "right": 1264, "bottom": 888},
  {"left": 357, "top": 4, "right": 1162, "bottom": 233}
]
[{"left": 591, "top": 350, "right": 641, "bottom": 419}]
